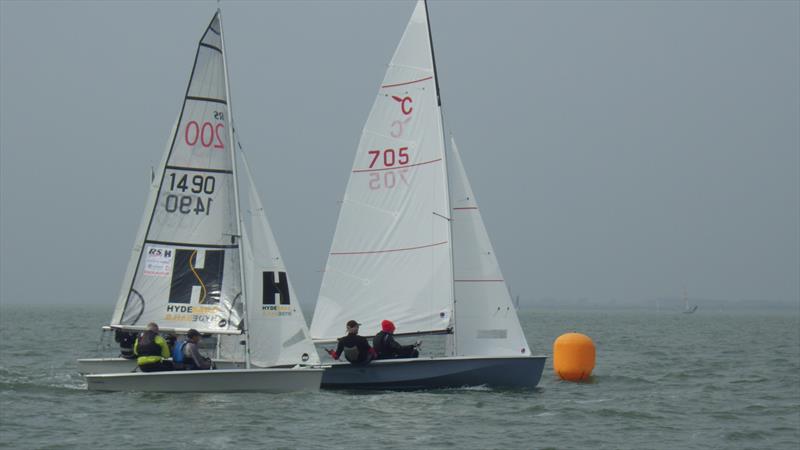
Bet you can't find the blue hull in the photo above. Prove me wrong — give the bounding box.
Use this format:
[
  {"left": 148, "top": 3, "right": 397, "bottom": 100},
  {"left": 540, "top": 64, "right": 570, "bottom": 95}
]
[{"left": 321, "top": 355, "right": 546, "bottom": 390}]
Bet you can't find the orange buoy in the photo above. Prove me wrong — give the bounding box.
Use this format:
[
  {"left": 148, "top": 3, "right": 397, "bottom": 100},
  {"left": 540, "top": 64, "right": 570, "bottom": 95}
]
[{"left": 553, "top": 332, "right": 595, "bottom": 381}]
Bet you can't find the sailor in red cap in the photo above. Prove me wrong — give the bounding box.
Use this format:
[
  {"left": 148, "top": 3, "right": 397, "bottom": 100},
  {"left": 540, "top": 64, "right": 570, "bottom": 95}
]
[{"left": 372, "top": 320, "right": 420, "bottom": 360}]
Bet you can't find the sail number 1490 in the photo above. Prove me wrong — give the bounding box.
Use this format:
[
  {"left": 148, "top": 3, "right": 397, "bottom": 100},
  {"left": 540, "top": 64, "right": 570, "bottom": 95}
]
[{"left": 164, "top": 173, "right": 215, "bottom": 216}]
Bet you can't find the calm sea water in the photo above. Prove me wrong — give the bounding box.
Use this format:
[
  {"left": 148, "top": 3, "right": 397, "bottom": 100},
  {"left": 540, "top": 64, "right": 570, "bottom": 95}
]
[{"left": 1, "top": 305, "right": 798, "bottom": 449}]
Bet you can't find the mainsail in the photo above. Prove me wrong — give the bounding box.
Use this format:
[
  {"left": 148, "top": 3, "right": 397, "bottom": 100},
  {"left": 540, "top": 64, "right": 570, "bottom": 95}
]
[
  {"left": 447, "top": 137, "right": 530, "bottom": 356},
  {"left": 310, "top": 0, "right": 452, "bottom": 340},
  {"left": 110, "top": 13, "right": 242, "bottom": 334}
]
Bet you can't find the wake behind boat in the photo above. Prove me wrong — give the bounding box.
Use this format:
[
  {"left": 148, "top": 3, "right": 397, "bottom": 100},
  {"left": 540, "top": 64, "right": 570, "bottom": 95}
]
[
  {"left": 309, "top": 0, "right": 545, "bottom": 390},
  {"left": 81, "top": 10, "right": 322, "bottom": 392}
]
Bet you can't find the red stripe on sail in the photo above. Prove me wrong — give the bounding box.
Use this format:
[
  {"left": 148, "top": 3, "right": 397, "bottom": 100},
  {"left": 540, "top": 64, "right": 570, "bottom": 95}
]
[
  {"left": 352, "top": 158, "right": 442, "bottom": 173},
  {"left": 381, "top": 76, "right": 434, "bottom": 88}
]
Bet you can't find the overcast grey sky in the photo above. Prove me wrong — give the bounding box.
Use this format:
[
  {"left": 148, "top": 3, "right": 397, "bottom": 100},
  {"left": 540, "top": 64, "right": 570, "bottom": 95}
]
[{"left": 1, "top": 0, "right": 798, "bottom": 310}]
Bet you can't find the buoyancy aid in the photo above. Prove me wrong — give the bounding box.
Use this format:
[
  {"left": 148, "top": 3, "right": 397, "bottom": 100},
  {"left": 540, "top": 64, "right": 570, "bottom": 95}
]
[
  {"left": 173, "top": 340, "right": 187, "bottom": 364},
  {"left": 373, "top": 331, "right": 393, "bottom": 355},
  {"left": 343, "top": 346, "right": 360, "bottom": 363},
  {"left": 136, "top": 330, "right": 163, "bottom": 357},
  {"left": 115, "top": 330, "right": 136, "bottom": 359}
]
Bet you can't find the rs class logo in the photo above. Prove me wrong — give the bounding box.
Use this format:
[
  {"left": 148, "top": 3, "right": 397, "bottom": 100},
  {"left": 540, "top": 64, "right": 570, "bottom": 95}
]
[
  {"left": 149, "top": 248, "right": 172, "bottom": 258},
  {"left": 169, "top": 249, "right": 224, "bottom": 304}
]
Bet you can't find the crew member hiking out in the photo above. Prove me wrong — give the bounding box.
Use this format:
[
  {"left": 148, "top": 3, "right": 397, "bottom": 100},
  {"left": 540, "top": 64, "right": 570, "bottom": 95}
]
[
  {"left": 133, "top": 322, "right": 173, "bottom": 372},
  {"left": 326, "top": 320, "right": 376, "bottom": 365},
  {"left": 373, "top": 320, "right": 420, "bottom": 359}
]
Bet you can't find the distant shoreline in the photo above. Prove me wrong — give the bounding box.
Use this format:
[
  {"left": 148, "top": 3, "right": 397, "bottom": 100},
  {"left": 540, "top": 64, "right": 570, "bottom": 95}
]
[{"left": 2, "top": 300, "right": 798, "bottom": 315}]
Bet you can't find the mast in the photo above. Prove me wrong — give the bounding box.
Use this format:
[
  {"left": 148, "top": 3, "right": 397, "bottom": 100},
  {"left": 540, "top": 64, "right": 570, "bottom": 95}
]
[
  {"left": 424, "top": 0, "right": 442, "bottom": 107},
  {"left": 423, "top": 0, "right": 457, "bottom": 355},
  {"left": 218, "top": 8, "right": 252, "bottom": 369}
]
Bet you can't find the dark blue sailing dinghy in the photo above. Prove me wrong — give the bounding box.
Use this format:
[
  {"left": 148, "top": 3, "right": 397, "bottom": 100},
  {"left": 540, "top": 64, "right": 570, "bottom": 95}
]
[{"left": 309, "top": 0, "right": 545, "bottom": 390}]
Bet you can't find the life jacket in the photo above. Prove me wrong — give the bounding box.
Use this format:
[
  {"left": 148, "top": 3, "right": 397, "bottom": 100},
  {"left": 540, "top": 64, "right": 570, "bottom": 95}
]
[
  {"left": 343, "top": 346, "right": 360, "bottom": 363},
  {"left": 136, "top": 330, "right": 163, "bottom": 357},
  {"left": 173, "top": 340, "right": 188, "bottom": 364},
  {"left": 373, "top": 331, "right": 392, "bottom": 355},
  {"left": 115, "top": 330, "right": 136, "bottom": 359}
]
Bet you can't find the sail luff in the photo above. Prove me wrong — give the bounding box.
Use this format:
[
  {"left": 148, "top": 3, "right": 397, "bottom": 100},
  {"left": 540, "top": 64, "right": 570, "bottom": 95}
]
[
  {"left": 422, "top": 0, "right": 457, "bottom": 355},
  {"left": 423, "top": 0, "right": 442, "bottom": 106},
  {"left": 217, "top": 8, "right": 251, "bottom": 369}
]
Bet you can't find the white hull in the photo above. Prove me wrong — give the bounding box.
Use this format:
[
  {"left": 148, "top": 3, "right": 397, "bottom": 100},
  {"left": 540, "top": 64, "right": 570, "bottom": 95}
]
[
  {"left": 77, "top": 358, "right": 247, "bottom": 375},
  {"left": 85, "top": 367, "right": 323, "bottom": 393},
  {"left": 322, "top": 355, "right": 546, "bottom": 390}
]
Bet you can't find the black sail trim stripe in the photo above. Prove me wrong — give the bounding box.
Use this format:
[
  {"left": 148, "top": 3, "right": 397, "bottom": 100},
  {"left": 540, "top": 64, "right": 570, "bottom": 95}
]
[
  {"left": 186, "top": 96, "right": 227, "bottom": 105},
  {"left": 165, "top": 165, "right": 233, "bottom": 174},
  {"left": 145, "top": 240, "right": 238, "bottom": 249},
  {"left": 200, "top": 42, "right": 222, "bottom": 53}
]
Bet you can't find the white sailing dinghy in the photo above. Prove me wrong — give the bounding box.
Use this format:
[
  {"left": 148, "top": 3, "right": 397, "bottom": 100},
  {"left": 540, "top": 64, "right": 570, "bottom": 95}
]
[
  {"left": 81, "top": 11, "right": 322, "bottom": 392},
  {"left": 309, "top": 0, "right": 546, "bottom": 389}
]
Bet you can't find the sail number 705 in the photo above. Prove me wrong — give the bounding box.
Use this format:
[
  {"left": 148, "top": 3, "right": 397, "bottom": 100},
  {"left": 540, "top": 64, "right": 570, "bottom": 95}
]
[{"left": 368, "top": 147, "right": 409, "bottom": 168}]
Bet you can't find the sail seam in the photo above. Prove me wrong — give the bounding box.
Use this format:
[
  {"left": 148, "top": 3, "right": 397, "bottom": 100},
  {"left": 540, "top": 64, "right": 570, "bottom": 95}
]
[
  {"left": 145, "top": 239, "right": 238, "bottom": 249},
  {"left": 454, "top": 279, "right": 504, "bottom": 282},
  {"left": 381, "top": 76, "right": 434, "bottom": 89},
  {"left": 165, "top": 165, "right": 233, "bottom": 174},
  {"left": 200, "top": 42, "right": 222, "bottom": 53},
  {"left": 453, "top": 207, "right": 478, "bottom": 210},
  {"left": 186, "top": 96, "right": 227, "bottom": 105},
  {"left": 352, "top": 158, "right": 441, "bottom": 173},
  {"left": 330, "top": 240, "right": 447, "bottom": 256}
]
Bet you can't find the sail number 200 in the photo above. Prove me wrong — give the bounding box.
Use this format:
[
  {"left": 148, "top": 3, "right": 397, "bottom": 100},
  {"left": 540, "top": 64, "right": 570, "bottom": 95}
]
[{"left": 185, "top": 121, "right": 224, "bottom": 149}]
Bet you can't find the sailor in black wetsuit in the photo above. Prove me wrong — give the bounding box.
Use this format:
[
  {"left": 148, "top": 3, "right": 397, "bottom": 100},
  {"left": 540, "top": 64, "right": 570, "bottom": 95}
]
[
  {"left": 373, "top": 320, "right": 420, "bottom": 359},
  {"left": 327, "top": 320, "right": 376, "bottom": 365}
]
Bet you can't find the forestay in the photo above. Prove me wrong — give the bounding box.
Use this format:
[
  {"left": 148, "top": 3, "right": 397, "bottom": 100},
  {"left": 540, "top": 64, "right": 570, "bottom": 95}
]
[
  {"left": 110, "top": 13, "right": 242, "bottom": 334},
  {"left": 446, "top": 137, "right": 530, "bottom": 356},
  {"left": 310, "top": 0, "right": 452, "bottom": 340}
]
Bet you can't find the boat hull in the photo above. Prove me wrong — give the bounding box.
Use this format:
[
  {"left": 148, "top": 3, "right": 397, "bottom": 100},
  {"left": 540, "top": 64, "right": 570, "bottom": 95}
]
[
  {"left": 321, "top": 355, "right": 546, "bottom": 390},
  {"left": 77, "top": 358, "right": 246, "bottom": 375},
  {"left": 85, "top": 367, "right": 323, "bottom": 393}
]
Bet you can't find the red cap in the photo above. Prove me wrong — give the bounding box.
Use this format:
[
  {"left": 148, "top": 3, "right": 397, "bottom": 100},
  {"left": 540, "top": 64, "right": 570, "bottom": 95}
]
[{"left": 381, "top": 320, "right": 396, "bottom": 333}]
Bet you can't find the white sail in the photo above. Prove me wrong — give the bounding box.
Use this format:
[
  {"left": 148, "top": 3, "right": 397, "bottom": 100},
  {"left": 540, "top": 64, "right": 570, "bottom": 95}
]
[
  {"left": 224, "top": 150, "right": 320, "bottom": 366},
  {"left": 447, "top": 136, "right": 530, "bottom": 356},
  {"left": 110, "top": 13, "right": 242, "bottom": 334},
  {"left": 310, "top": 0, "right": 452, "bottom": 340}
]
